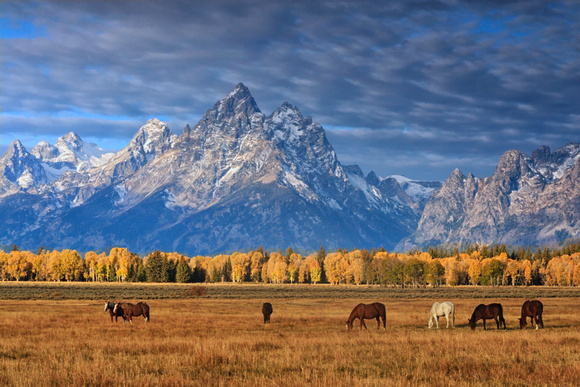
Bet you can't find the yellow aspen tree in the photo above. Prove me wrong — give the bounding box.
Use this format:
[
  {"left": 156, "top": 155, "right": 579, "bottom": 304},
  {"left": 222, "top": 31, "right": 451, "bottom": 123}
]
[
  {"left": 7, "top": 250, "right": 31, "bottom": 281},
  {"left": 522, "top": 260, "right": 533, "bottom": 286},
  {"left": 273, "top": 261, "right": 288, "bottom": 284},
  {"left": 468, "top": 260, "right": 482, "bottom": 285},
  {"left": 250, "top": 251, "right": 264, "bottom": 282},
  {"left": 573, "top": 263, "right": 580, "bottom": 286},
  {"left": 324, "top": 252, "right": 342, "bottom": 285},
  {"left": 60, "top": 249, "right": 82, "bottom": 281},
  {"left": 505, "top": 260, "right": 520, "bottom": 286},
  {"left": 0, "top": 251, "right": 8, "bottom": 280}
]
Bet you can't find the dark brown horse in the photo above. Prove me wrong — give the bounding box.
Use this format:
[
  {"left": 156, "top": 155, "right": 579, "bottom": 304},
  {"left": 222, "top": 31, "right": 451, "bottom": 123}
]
[
  {"left": 346, "top": 302, "right": 386, "bottom": 330},
  {"left": 519, "top": 300, "right": 544, "bottom": 330},
  {"left": 468, "top": 303, "right": 506, "bottom": 330},
  {"left": 114, "top": 302, "right": 150, "bottom": 324},
  {"left": 104, "top": 301, "right": 126, "bottom": 323},
  {"left": 262, "top": 302, "right": 273, "bottom": 324}
]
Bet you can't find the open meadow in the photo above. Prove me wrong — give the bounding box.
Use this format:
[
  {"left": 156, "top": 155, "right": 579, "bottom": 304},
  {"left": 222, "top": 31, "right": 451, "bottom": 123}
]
[{"left": 1, "top": 284, "right": 579, "bottom": 386}]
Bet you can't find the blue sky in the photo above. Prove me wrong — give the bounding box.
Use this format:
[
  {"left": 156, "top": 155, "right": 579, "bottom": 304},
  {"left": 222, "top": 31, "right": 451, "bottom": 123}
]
[{"left": 1, "top": 0, "right": 579, "bottom": 181}]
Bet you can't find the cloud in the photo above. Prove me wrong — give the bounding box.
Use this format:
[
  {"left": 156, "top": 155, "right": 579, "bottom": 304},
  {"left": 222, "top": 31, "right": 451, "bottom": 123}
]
[{"left": 1, "top": 0, "right": 578, "bottom": 180}]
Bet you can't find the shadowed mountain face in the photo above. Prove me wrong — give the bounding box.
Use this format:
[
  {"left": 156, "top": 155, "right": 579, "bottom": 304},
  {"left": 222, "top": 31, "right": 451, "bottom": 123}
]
[{"left": 0, "top": 83, "right": 427, "bottom": 254}]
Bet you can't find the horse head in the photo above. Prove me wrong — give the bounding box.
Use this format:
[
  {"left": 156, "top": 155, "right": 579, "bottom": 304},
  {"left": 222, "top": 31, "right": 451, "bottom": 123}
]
[
  {"left": 468, "top": 318, "right": 475, "bottom": 331},
  {"left": 346, "top": 320, "right": 353, "bottom": 331},
  {"left": 104, "top": 301, "right": 115, "bottom": 312},
  {"left": 519, "top": 317, "right": 526, "bottom": 330},
  {"left": 428, "top": 316, "right": 434, "bottom": 329}
]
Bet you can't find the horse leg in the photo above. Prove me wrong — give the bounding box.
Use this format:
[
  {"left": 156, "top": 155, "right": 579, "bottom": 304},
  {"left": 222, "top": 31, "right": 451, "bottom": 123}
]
[
  {"left": 360, "top": 318, "right": 367, "bottom": 330},
  {"left": 445, "top": 313, "right": 449, "bottom": 329},
  {"left": 483, "top": 319, "right": 487, "bottom": 330},
  {"left": 376, "top": 317, "right": 380, "bottom": 330},
  {"left": 494, "top": 316, "right": 499, "bottom": 329},
  {"left": 436, "top": 316, "right": 439, "bottom": 329}
]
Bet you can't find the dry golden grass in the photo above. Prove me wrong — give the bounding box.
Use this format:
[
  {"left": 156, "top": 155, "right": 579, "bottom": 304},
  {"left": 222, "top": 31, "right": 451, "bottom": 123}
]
[{"left": 1, "top": 297, "right": 579, "bottom": 386}]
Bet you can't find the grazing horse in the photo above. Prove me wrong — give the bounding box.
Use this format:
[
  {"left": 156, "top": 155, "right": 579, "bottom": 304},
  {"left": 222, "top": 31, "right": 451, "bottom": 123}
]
[
  {"left": 468, "top": 303, "right": 506, "bottom": 331},
  {"left": 346, "top": 302, "right": 386, "bottom": 331},
  {"left": 519, "top": 300, "right": 544, "bottom": 330},
  {"left": 104, "top": 301, "right": 126, "bottom": 323},
  {"left": 428, "top": 301, "right": 455, "bottom": 329},
  {"left": 114, "top": 302, "right": 150, "bottom": 324},
  {"left": 262, "top": 302, "right": 273, "bottom": 324}
]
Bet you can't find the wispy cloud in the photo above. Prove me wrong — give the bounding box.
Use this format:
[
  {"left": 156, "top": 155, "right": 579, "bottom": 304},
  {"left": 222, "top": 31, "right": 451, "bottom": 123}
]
[{"left": 1, "top": 0, "right": 578, "bottom": 180}]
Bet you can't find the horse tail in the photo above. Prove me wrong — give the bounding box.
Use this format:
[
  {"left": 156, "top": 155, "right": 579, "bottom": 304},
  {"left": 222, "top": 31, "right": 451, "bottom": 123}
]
[
  {"left": 499, "top": 304, "right": 506, "bottom": 329},
  {"left": 142, "top": 302, "right": 150, "bottom": 322},
  {"left": 452, "top": 303, "right": 456, "bottom": 327},
  {"left": 537, "top": 301, "right": 543, "bottom": 328}
]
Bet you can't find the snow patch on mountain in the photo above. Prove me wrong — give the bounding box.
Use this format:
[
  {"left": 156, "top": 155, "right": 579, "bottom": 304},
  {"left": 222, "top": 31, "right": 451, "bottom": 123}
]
[{"left": 390, "top": 174, "right": 440, "bottom": 202}]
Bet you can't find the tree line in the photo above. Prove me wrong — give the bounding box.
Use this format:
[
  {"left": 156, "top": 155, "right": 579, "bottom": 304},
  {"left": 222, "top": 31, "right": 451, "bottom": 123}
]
[{"left": 1, "top": 242, "right": 580, "bottom": 286}]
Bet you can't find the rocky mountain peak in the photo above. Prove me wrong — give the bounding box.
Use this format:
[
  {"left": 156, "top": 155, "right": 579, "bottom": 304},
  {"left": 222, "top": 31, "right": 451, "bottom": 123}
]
[
  {"left": 213, "top": 82, "right": 261, "bottom": 122},
  {"left": 129, "top": 118, "right": 173, "bottom": 155},
  {"left": 5, "top": 139, "right": 27, "bottom": 158},
  {"left": 1, "top": 140, "right": 47, "bottom": 190},
  {"left": 31, "top": 140, "right": 59, "bottom": 160},
  {"left": 60, "top": 132, "right": 83, "bottom": 148},
  {"left": 532, "top": 145, "right": 551, "bottom": 164}
]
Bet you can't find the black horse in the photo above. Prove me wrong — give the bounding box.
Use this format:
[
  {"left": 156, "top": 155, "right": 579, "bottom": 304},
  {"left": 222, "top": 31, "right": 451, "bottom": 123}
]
[{"left": 262, "top": 302, "right": 273, "bottom": 324}]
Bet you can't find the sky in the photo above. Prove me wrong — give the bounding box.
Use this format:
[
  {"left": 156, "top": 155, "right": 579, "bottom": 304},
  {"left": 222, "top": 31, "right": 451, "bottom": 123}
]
[{"left": 1, "top": 0, "right": 579, "bottom": 181}]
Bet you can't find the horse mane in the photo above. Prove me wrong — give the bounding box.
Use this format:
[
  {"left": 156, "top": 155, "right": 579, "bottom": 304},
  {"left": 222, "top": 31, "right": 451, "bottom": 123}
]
[
  {"left": 347, "top": 304, "right": 363, "bottom": 323},
  {"left": 470, "top": 304, "right": 485, "bottom": 320}
]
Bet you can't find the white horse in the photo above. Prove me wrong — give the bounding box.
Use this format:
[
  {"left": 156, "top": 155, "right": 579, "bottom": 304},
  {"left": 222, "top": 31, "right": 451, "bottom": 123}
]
[{"left": 428, "top": 301, "right": 455, "bottom": 329}]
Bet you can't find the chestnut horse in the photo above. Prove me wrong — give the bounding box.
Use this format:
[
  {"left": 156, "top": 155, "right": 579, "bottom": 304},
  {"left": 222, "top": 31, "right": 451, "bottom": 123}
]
[
  {"left": 519, "top": 300, "right": 544, "bottom": 330},
  {"left": 262, "top": 302, "right": 273, "bottom": 324},
  {"left": 113, "top": 302, "right": 150, "bottom": 324},
  {"left": 346, "top": 302, "right": 386, "bottom": 330},
  {"left": 468, "top": 303, "right": 506, "bottom": 330},
  {"left": 104, "top": 301, "right": 126, "bottom": 323}
]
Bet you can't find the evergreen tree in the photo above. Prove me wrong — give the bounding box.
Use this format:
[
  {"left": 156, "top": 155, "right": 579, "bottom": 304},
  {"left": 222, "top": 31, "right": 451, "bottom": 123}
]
[
  {"left": 176, "top": 259, "right": 192, "bottom": 283},
  {"left": 285, "top": 247, "right": 295, "bottom": 263},
  {"left": 362, "top": 249, "right": 371, "bottom": 263},
  {"left": 317, "top": 245, "right": 326, "bottom": 283},
  {"left": 222, "top": 257, "right": 232, "bottom": 282},
  {"left": 145, "top": 250, "right": 169, "bottom": 282},
  {"left": 136, "top": 262, "right": 147, "bottom": 282},
  {"left": 317, "top": 245, "right": 326, "bottom": 265}
]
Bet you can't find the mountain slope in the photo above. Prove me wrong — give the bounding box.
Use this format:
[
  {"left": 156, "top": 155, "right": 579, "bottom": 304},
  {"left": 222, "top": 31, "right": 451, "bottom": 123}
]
[
  {"left": 0, "top": 83, "right": 425, "bottom": 254},
  {"left": 398, "top": 143, "right": 580, "bottom": 249}
]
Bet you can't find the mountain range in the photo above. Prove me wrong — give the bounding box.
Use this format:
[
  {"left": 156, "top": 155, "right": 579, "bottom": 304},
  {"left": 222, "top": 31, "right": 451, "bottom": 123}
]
[{"left": 1, "top": 83, "right": 578, "bottom": 254}]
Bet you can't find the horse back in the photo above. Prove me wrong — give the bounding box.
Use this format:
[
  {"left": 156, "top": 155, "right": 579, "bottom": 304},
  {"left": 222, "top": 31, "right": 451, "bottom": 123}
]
[
  {"left": 473, "top": 303, "right": 502, "bottom": 319},
  {"left": 262, "top": 302, "right": 273, "bottom": 315},
  {"left": 372, "top": 302, "right": 386, "bottom": 316},
  {"left": 138, "top": 302, "right": 150, "bottom": 313},
  {"left": 366, "top": 302, "right": 385, "bottom": 318},
  {"left": 522, "top": 300, "right": 543, "bottom": 317}
]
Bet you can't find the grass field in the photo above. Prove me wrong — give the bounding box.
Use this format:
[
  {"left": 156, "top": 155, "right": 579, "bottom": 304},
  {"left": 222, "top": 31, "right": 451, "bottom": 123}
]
[{"left": 1, "top": 284, "right": 579, "bottom": 386}]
